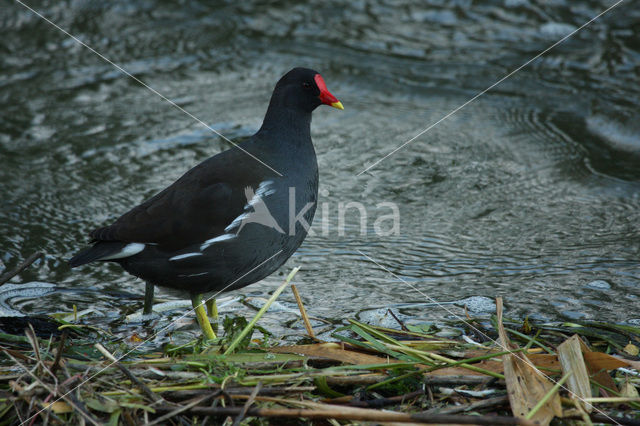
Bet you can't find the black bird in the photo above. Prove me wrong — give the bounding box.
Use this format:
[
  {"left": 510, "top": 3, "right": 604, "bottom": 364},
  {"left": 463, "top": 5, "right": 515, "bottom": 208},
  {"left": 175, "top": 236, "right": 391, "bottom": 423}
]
[{"left": 69, "top": 68, "right": 343, "bottom": 339}]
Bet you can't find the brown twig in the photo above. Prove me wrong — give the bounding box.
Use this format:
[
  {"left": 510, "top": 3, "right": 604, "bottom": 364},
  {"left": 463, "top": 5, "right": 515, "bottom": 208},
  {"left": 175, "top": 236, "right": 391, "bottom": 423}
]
[
  {"left": 161, "top": 386, "right": 316, "bottom": 402},
  {"left": 50, "top": 329, "right": 68, "bottom": 376},
  {"left": 155, "top": 404, "right": 537, "bottom": 424},
  {"left": 24, "top": 325, "right": 42, "bottom": 376},
  {"left": 0, "top": 252, "right": 44, "bottom": 286},
  {"left": 587, "top": 414, "right": 640, "bottom": 426},
  {"left": 232, "top": 381, "right": 262, "bottom": 426},
  {"left": 146, "top": 393, "right": 215, "bottom": 426},
  {"left": 325, "top": 374, "right": 388, "bottom": 386},
  {"left": 161, "top": 386, "right": 315, "bottom": 402},
  {"left": 3, "top": 350, "right": 101, "bottom": 426},
  {"left": 291, "top": 284, "right": 316, "bottom": 339},
  {"left": 425, "top": 395, "right": 510, "bottom": 415},
  {"left": 423, "top": 375, "right": 498, "bottom": 386},
  {"left": 387, "top": 309, "right": 409, "bottom": 331},
  {"left": 346, "top": 389, "right": 424, "bottom": 408},
  {"left": 94, "top": 343, "right": 162, "bottom": 403}
]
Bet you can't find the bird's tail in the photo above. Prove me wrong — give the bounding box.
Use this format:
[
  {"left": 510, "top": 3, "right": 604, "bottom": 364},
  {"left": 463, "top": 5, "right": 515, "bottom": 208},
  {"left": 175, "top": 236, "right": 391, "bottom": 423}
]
[{"left": 68, "top": 241, "right": 131, "bottom": 267}]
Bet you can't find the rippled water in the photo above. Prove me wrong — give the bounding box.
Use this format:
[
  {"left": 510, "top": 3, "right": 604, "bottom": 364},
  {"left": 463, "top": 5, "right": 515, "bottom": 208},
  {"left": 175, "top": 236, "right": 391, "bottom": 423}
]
[{"left": 1, "top": 0, "right": 640, "bottom": 338}]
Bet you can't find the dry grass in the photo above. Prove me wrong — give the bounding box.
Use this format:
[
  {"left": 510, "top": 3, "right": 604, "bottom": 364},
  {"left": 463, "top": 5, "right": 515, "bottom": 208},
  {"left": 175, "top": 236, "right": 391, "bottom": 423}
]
[{"left": 1, "top": 271, "right": 639, "bottom": 425}]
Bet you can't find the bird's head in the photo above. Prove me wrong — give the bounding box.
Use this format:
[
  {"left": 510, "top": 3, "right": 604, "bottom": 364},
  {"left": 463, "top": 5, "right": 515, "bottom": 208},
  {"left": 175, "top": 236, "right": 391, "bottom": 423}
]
[{"left": 271, "top": 67, "right": 343, "bottom": 113}]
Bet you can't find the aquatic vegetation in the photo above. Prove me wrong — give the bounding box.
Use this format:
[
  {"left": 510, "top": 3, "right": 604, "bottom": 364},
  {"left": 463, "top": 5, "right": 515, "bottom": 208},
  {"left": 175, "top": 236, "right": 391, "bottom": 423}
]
[{"left": 0, "top": 274, "right": 638, "bottom": 425}]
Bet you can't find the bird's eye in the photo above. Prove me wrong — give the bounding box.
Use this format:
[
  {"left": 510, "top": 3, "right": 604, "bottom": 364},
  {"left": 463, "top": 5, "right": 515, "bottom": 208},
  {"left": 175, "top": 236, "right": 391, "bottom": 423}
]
[{"left": 302, "top": 82, "right": 312, "bottom": 89}]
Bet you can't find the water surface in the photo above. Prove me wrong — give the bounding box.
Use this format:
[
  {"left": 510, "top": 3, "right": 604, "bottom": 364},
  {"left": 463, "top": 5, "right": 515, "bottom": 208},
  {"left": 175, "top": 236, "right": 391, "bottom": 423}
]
[{"left": 1, "top": 0, "right": 639, "bottom": 338}]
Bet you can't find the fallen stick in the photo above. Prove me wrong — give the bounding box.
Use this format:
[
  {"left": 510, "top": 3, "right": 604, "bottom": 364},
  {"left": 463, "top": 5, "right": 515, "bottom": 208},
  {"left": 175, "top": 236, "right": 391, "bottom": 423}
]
[
  {"left": 345, "top": 389, "right": 424, "bottom": 408},
  {"left": 423, "top": 375, "right": 498, "bottom": 386},
  {"left": 424, "top": 395, "right": 509, "bottom": 415},
  {"left": 154, "top": 404, "right": 538, "bottom": 425},
  {"left": 146, "top": 394, "right": 214, "bottom": 426},
  {"left": 559, "top": 413, "right": 640, "bottom": 426},
  {"left": 291, "top": 284, "right": 316, "bottom": 339},
  {"left": 232, "top": 381, "right": 262, "bottom": 426},
  {"left": 50, "top": 329, "right": 69, "bottom": 376},
  {"left": 0, "top": 252, "right": 43, "bottom": 286},
  {"left": 3, "top": 351, "right": 101, "bottom": 426},
  {"left": 94, "top": 343, "right": 162, "bottom": 403},
  {"left": 587, "top": 414, "right": 640, "bottom": 426},
  {"left": 325, "top": 374, "right": 388, "bottom": 386},
  {"left": 387, "top": 308, "right": 409, "bottom": 331},
  {"left": 161, "top": 386, "right": 315, "bottom": 401}
]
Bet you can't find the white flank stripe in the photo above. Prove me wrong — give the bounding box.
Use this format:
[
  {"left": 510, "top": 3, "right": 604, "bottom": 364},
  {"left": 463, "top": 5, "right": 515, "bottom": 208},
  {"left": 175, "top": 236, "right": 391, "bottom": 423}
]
[
  {"left": 210, "top": 181, "right": 279, "bottom": 245},
  {"left": 169, "top": 252, "right": 203, "bottom": 261},
  {"left": 224, "top": 212, "right": 250, "bottom": 232},
  {"left": 255, "top": 180, "right": 276, "bottom": 197},
  {"left": 99, "top": 243, "right": 145, "bottom": 260},
  {"left": 200, "top": 233, "right": 235, "bottom": 250},
  {"left": 178, "top": 272, "right": 209, "bottom": 278}
]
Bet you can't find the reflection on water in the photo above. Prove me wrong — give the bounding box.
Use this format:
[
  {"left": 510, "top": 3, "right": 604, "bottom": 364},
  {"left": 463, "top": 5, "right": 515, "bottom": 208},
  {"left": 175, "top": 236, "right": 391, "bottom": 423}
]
[
  {"left": 0, "top": 282, "right": 56, "bottom": 317},
  {"left": 1, "top": 0, "right": 639, "bottom": 337}
]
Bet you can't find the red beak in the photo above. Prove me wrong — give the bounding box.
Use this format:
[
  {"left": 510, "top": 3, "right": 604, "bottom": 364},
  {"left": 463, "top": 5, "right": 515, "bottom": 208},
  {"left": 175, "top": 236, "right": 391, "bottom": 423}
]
[{"left": 314, "top": 74, "right": 344, "bottom": 110}]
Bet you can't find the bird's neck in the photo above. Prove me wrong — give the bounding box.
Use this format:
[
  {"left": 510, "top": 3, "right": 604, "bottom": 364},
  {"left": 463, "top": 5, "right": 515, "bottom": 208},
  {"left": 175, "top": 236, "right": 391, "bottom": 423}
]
[{"left": 258, "top": 106, "right": 312, "bottom": 143}]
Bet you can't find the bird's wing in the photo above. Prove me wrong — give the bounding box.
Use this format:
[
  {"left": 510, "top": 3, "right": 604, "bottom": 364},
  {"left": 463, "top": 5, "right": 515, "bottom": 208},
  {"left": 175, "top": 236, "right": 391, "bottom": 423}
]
[{"left": 89, "top": 152, "right": 265, "bottom": 250}]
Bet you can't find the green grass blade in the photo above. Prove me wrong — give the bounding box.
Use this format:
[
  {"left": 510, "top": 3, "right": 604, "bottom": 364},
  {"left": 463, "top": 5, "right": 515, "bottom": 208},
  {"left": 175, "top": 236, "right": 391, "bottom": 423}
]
[{"left": 223, "top": 267, "right": 300, "bottom": 355}]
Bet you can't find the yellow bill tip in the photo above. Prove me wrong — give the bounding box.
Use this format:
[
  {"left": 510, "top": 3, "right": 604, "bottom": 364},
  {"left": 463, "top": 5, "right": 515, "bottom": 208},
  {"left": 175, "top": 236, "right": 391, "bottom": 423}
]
[{"left": 330, "top": 101, "right": 344, "bottom": 110}]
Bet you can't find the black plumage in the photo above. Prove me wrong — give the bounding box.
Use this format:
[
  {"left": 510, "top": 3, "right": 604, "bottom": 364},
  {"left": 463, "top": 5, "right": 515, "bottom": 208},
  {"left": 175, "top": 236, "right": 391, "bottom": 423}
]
[{"left": 69, "top": 68, "right": 343, "bottom": 301}]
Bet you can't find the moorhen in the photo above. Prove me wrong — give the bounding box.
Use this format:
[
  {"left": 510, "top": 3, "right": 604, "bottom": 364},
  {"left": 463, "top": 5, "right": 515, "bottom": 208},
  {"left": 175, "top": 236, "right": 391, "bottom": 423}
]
[{"left": 69, "top": 67, "right": 343, "bottom": 339}]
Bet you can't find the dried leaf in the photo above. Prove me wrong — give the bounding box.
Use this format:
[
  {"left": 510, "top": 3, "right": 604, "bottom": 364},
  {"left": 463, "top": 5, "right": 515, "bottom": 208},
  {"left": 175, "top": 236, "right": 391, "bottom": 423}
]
[
  {"left": 42, "top": 401, "right": 73, "bottom": 414},
  {"left": 583, "top": 351, "right": 630, "bottom": 370},
  {"left": 612, "top": 356, "right": 640, "bottom": 370},
  {"left": 271, "top": 343, "right": 394, "bottom": 365},
  {"left": 557, "top": 335, "right": 592, "bottom": 412},
  {"left": 496, "top": 297, "right": 561, "bottom": 425},
  {"left": 581, "top": 345, "right": 620, "bottom": 395},
  {"left": 620, "top": 380, "right": 640, "bottom": 398},
  {"left": 624, "top": 342, "right": 639, "bottom": 356}
]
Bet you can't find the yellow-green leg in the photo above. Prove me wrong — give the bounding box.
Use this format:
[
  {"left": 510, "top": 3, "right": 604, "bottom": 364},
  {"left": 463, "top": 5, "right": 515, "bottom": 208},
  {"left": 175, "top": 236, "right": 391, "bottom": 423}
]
[
  {"left": 206, "top": 297, "right": 219, "bottom": 335},
  {"left": 143, "top": 282, "right": 154, "bottom": 315},
  {"left": 191, "top": 294, "right": 216, "bottom": 340},
  {"left": 206, "top": 297, "right": 218, "bottom": 319}
]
